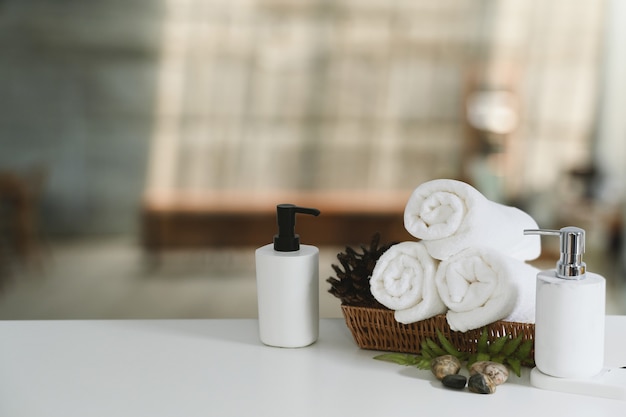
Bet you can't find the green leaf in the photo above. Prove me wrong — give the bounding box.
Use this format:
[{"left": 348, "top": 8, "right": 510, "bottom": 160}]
[
  {"left": 416, "top": 357, "right": 432, "bottom": 370},
  {"left": 501, "top": 334, "right": 523, "bottom": 356},
  {"left": 477, "top": 327, "right": 489, "bottom": 354},
  {"left": 490, "top": 355, "right": 506, "bottom": 364},
  {"left": 419, "top": 340, "right": 436, "bottom": 359},
  {"left": 476, "top": 352, "right": 491, "bottom": 363},
  {"left": 515, "top": 340, "right": 533, "bottom": 360},
  {"left": 374, "top": 330, "right": 534, "bottom": 378},
  {"left": 425, "top": 338, "right": 448, "bottom": 357},
  {"left": 466, "top": 352, "right": 479, "bottom": 368},
  {"left": 436, "top": 330, "right": 464, "bottom": 359},
  {"left": 488, "top": 335, "right": 510, "bottom": 355},
  {"left": 373, "top": 353, "right": 419, "bottom": 366},
  {"left": 506, "top": 357, "right": 522, "bottom": 377}
]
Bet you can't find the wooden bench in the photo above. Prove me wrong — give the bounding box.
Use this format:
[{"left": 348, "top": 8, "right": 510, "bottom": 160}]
[{"left": 141, "top": 190, "right": 414, "bottom": 255}]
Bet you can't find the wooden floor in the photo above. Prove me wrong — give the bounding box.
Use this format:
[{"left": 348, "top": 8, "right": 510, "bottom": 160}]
[
  {"left": 0, "top": 238, "right": 347, "bottom": 320},
  {"left": 1, "top": 237, "right": 624, "bottom": 320}
]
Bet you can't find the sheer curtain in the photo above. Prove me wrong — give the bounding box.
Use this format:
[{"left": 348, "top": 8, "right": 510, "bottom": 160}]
[{"left": 146, "top": 0, "right": 605, "bottom": 202}]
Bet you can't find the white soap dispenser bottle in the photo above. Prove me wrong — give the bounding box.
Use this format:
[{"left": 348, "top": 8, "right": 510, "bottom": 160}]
[
  {"left": 255, "top": 204, "right": 321, "bottom": 348},
  {"left": 524, "top": 227, "right": 606, "bottom": 379}
]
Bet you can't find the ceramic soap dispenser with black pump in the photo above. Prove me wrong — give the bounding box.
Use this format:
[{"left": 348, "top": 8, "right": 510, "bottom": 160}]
[{"left": 255, "top": 204, "right": 320, "bottom": 348}]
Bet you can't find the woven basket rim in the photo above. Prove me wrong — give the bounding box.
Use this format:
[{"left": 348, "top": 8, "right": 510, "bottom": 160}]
[{"left": 340, "top": 304, "right": 535, "bottom": 357}]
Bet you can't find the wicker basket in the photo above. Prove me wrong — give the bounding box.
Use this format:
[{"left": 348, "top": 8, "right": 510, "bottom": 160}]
[{"left": 341, "top": 305, "right": 534, "bottom": 356}]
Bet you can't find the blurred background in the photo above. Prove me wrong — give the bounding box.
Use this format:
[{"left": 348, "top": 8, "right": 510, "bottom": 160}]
[{"left": 0, "top": 0, "right": 624, "bottom": 319}]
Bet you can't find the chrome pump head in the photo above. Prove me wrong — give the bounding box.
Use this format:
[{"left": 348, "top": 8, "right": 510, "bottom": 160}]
[{"left": 524, "top": 226, "right": 586, "bottom": 279}]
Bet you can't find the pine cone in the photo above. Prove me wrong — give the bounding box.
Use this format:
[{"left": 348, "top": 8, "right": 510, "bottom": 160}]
[{"left": 326, "top": 233, "right": 395, "bottom": 308}]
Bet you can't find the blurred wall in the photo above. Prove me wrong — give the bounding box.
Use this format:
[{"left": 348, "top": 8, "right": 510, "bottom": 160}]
[
  {"left": 0, "top": 1, "right": 163, "bottom": 235},
  {"left": 596, "top": 0, "right": 626, "bottom": 202},
  {"left": 0, "top": 0, "right": 613, "bottom": 239},
  {"left": 596, "top": 0, "right": 626, "bottom": 270}
]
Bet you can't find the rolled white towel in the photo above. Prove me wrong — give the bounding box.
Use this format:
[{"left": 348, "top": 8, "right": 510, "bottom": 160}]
[
  {"left": 370, "top": 241, "right": 446, "bottom": 324},
  {"left": 403, "top": 179, "right": 541, "bottom": 261},
  {"left": 435, "top": 246, "right": 538, "bottom": 332}
]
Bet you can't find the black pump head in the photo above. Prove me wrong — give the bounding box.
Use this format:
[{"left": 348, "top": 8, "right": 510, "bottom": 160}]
[{"left": 273, "top": 204, "right": 320, "bottom": 252}]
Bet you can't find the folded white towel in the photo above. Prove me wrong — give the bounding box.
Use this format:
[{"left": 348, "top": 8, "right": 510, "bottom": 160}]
[
  {"left": 403, "top": 179, "right": 541, "bottom": 261},
  {"left": 370, "top": 241, "right": 446, "bottom": 324},
  {"left": 435, "top": 247, "right": 538, "bottom": 332}
]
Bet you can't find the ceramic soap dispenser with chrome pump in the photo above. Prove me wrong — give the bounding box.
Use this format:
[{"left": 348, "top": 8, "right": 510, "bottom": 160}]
[
  {"left": 524, "top": 226, "right": 606, "bottom": 379},
  {"left": 521, "top": 226, "right": 626, "bottom": 401}
]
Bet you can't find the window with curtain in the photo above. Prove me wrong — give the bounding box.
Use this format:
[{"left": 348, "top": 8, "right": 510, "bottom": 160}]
[{"left": 146, "top": 0, "right": 605, "bottom": 203}]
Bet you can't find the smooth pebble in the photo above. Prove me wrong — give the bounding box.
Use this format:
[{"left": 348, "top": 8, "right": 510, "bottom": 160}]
[
  {"left": 468, "top": 373, "right": 496, "bottom": 394},
  {"left": 430, "top": 355, "right": 461, "bottom": 380},
  {"left": 442, "top": 374, "right": 467, "bottom": 389},
  {"left": 469, "top": 361, "right": 509, "bottom": 385}
]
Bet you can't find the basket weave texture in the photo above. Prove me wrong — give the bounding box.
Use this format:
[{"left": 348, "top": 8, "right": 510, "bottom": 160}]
[{"left": 342, "top": 305, "right": 534, "bottom": 355}]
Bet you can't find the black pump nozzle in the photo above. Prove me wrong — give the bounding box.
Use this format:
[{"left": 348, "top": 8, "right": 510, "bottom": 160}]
[{"left": 273, "top": 204, "right": 320, "bottom": 252}]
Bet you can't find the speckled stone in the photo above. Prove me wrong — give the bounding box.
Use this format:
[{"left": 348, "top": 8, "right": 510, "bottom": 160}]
[
  {"left": 468, "top": 373, "right": 496, "bottom": 394},
  {"left": 442, "top": 374, "right": 467, "bottom": 389},
  {"left": 469, "top": 361, "right": 509, "bottom": 385},
  {"left": 430, "top": 355, "right": 462, "bottom": 380}
]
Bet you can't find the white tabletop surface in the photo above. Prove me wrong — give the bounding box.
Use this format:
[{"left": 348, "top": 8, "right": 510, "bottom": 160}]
[{"left": 1, "top": 317, "right": 625, "bottom": 417}]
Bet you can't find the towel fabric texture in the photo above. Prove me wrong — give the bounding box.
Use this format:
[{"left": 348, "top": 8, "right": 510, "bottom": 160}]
[
  {"left": 435, "top": 246, "right": 539, "bottom": 332},
  {"left": 369, "top": 241, "right": 446, "bottom": 324},
  {"left": 403, "top": 179, "right": 541, "bottom": 261}
]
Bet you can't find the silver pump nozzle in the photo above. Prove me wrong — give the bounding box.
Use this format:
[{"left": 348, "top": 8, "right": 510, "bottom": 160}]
[{"left": 524, "top": 226, "right": 586, "bottom": 279}]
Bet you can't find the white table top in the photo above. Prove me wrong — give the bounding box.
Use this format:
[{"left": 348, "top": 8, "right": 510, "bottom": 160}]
[{"left": 1, "top": 317, "right": 625, "bottom": 417}]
